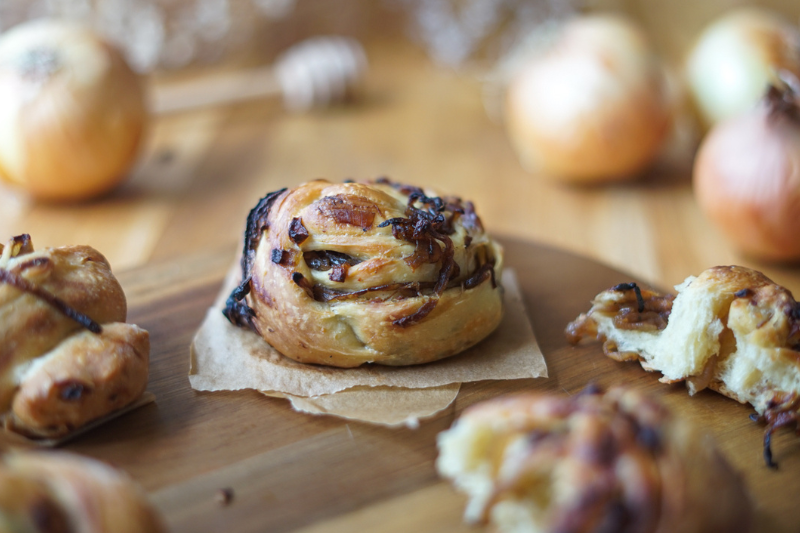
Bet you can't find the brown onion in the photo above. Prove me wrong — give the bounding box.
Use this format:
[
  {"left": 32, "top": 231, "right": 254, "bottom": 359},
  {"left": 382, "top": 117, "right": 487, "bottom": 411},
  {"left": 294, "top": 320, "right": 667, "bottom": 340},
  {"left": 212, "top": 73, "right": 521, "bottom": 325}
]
[
  {"left": 686, "top": 7, "right": 800, "bottom": 129},
  {"left": 0, "top": 20, "right": 147, "bottom": 202},
  {"left": 505, "top": 14, "right": 671, "bottom": 183},
  {"left": 694, "top": 77, "right": 800, "bottom": 261}
]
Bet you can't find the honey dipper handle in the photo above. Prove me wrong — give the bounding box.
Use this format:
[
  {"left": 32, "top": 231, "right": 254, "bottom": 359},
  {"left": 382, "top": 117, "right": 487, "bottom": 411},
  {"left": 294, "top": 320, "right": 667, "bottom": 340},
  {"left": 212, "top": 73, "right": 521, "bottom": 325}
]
[
  {"left": 151, "top": 36, "right": 367, "bottom": 114},
  {"left": 151, "top": 67, "right": 280, "bottom": 114}
]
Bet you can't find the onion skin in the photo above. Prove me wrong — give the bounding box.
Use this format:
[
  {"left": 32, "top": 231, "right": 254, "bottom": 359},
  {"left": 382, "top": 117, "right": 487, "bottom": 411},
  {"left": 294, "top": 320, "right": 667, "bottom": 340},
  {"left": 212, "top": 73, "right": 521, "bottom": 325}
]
[
  {"left": 505, "top": 14, "right": 671, "bottom": 184},
  {"left": 694, "top": 95, "right": 800, "bottom": 262},
  {"left": 0, "top": 20, "right": 147, "bottom": 202},
  {"left": 686, "top": 8, "right": 800, "bottom": 129}
]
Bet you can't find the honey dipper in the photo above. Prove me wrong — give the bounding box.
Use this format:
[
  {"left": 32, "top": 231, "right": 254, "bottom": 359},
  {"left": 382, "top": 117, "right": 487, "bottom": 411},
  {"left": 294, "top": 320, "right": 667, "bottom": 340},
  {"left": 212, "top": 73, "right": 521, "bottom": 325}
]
[{"left": 152, "top": 36, "right": 367, "bottom": 114}]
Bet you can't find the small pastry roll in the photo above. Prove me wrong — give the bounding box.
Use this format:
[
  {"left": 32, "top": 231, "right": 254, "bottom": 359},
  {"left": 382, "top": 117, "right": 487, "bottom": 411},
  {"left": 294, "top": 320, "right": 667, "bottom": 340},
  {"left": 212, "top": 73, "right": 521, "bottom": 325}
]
[
  {"left": 0, "top": 234, "right": 149, "bottom": 439},
  {"left": 0, "top": 451, "right": 165, "bottom": 533},
  {"left": 437, "top": 387, "right": 753, "bottom": 533},
  {"left": 0, "top": 237, "right": 127, "bottom": 409},
  {"left": 224, "top": 178, "right": 504, "bottom": 367}
]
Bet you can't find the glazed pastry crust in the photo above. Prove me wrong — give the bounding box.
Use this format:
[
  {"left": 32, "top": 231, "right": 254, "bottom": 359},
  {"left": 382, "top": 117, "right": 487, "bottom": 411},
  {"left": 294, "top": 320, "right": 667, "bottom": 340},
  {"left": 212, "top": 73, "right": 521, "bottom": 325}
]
[
  {"left": 436, "top": 387, "right": 752, "bottom": 533},
  {"left": 229, "top": 179, "right": 504, "bottom": 367},
  {"left": 566, "top": 265, "right": 800, "bottom": 464},
  {"left": 0, "top": 451, "right": 165, "bottom": 533},
  {"left": 8, "top": 323, "right": 149, "bottom": 438},
  {"left": 0, "top": 235, "right": 148, "bottom": 439},
  {"left": 0, "top": 242, "right": 127, "bottom": 409}
]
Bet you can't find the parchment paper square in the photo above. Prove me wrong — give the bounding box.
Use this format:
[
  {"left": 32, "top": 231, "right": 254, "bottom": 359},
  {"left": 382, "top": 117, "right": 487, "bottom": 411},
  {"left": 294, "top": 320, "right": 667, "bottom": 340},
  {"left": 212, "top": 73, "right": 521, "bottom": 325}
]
[{"left": 189, "top": 268, "right": 546, "bottom": 424}]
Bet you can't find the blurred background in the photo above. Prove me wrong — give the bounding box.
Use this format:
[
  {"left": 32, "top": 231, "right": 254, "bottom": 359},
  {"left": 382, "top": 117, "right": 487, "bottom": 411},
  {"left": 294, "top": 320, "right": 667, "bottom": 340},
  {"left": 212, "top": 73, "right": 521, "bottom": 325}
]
[
  {"left": 0, "top": 0, "right": 797, "bottom": 71},
  {"left": 1, "top": 0, "right": 800, "bottom": 289}
]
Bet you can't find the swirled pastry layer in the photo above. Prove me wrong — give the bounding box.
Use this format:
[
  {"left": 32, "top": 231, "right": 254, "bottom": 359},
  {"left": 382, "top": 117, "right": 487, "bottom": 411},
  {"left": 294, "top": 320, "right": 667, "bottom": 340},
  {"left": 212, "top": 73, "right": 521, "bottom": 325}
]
[
  {"left": 437, "top": 387, "right": 752, "bottom": 533},
  {"left": 224, "top": 178, "right": 504, "bottom": 367},
  {"left": 0, "top": 451, "right": 165, "bottom": 532}
]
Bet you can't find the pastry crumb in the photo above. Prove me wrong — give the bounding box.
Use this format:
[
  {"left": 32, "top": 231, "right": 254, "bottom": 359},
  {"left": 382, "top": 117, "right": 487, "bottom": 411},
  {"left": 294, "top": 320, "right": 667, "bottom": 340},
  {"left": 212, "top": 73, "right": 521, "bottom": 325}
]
[{"left": 216, "top": 487, "right": 234, "bottom": 506}]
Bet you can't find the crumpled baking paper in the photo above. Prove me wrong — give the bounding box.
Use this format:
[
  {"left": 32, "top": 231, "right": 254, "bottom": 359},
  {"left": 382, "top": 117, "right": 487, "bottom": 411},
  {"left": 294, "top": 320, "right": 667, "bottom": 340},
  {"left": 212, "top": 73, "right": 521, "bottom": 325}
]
[
  {"left": 190, "top": 268, "right": 546, "bottom": 426},
  {"left": 262, "top": 385, "right": 461, "bottom": 428}
]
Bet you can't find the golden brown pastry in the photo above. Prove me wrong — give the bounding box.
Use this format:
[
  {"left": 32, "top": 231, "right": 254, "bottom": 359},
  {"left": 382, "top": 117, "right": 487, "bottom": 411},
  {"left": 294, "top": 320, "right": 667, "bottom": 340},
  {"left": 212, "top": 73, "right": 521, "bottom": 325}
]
[
  {"left": 224, "top": 178, "right": 504, "bottom": 367},
  {"left": 436, "top": 386, "right": 752, "bottom": 533},
  {"left": 0, "top": 450, "right": 165, "bottom": 533},
  {"left": 566, "top": 265, "right": 800, "bottom": 466},
  {"left": 0, "top": 234, "right": 149, "bottom": 438}
]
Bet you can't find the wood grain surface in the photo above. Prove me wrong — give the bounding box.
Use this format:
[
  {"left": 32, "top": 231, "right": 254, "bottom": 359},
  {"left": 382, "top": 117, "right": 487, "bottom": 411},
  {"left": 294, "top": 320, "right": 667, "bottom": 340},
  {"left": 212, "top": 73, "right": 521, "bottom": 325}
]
[
  {"left": 1, "top": 32, "right": 800, "bottom": 532},
  {"left": 2, "top": 238, "right": 793, "bottom": 533}
]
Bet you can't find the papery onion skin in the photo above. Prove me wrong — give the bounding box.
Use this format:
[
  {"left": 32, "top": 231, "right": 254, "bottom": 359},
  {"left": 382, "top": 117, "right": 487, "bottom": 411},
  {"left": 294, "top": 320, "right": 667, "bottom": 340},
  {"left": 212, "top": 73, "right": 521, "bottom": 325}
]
[
  {"left": 694, "top": 95, "right": 800, "bottom": 262},
  {"left": 0, "top": 20, "right": 147, "bottom": 202},
  {"left": 686, "top": 8, "right": 800, "bottom": 129},
  {"left": 505, "top": 14, "right": 671, "bottom": 183}
]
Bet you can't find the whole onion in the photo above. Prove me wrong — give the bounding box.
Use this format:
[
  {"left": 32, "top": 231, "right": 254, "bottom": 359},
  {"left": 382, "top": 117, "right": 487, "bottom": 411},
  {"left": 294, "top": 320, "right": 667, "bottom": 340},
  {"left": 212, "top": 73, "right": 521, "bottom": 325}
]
[
  {"left": 0, "top": 20, "right": 148, "bottom": 202},
  {"left": 686, "top": 7, "right": 800, "bottom": 129},
  {"left": 694, "top": 77, "right": 800, "bottom": 262},
  {"left": 504, "top": 14, "right": 671, "bottom": 183}
]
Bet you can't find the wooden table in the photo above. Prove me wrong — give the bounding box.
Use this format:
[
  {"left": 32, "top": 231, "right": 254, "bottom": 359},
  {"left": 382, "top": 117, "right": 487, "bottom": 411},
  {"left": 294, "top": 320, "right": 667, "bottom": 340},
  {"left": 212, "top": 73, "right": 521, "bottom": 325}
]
[{"left": 1, "top": 40, "right": 799, "bottom": 532}]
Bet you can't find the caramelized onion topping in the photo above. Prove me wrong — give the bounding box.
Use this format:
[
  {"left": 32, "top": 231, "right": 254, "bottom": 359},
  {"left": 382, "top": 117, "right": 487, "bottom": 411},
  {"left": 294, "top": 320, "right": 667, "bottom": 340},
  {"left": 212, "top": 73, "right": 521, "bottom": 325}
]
[
  {"left": 329, "top": 264, "right": 349, "bottom": 283},
  {"left": 288, "top": 217, "right": 309, "bottom": 244},
  {"left": 376, "top": 177, "right": 474, "bottom": 236},
  {"left": 0, "top": 234, "right": 101, "bottom": 334},
  {"left": 734, "top": 288, "right": 753, "bottom": 298},
  {"left": 565, "top": 283, "right": 674, "bottom": 345},
  {"left": 0, "top": 268, "right": 102, "bottom": 333},
  {"left": 58, "top": 380, "right": 89, "bottom": 401},
  {"left": 300, "top": 259, "right": 495, "bottom": 306},
  {"left": 612, "top": 283, "right": 645, "bottom": 312},
  {"left": 223, "top": 188, "right": 286, "bottom": 330},
  {"left": 565, "top": 314, "right": 599, "bottom": 345},
  {"left": 607, "top": 283, "right": 674, "bottom": 332},
  {"left": 376, "top": 176, "right": 422, "bottom": 197},
  {"left": 0, "top": 233, "right": 33, "bottom": 266},
  {"left": 14, "top": 257, "right": 50, "bottom": 271},
  {"left": 463, "top": 260, "right": 496, "bottom": 290},
  {"left": 459, "top": 201, "right": 483, "bottom": 233},
  {"left": 755, "top": 392, "right": 800, "bottom": 468},
  {"left": 292, "top": 272, "right": 314, "bottom": 299},
  {"left": 307, "top": 281, "right": 426, "bottom": 303},
  {"left": 393, "top": 300, "right": 437, "bottom": 327},
  {"left": 9, "top": 234, "right": 33, "bottom": 257},
  {"left": 316, "top": 194, "right": 380, "bottom": 229},
  {"left": 270, "top": 249, "right": 293, "bottom": 266},
  {"left": 304, "top": 250, "right": 361, "bottom": 271},
  {"left": 378, "top": 191, "right": 460, "bottom": 327}
]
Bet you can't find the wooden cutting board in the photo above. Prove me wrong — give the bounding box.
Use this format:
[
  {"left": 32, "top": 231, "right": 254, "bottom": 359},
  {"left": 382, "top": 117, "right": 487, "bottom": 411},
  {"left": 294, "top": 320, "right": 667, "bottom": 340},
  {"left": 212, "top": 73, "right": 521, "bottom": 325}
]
[{"left": 5, "top": 238, "right": 798, "bottom": 532}]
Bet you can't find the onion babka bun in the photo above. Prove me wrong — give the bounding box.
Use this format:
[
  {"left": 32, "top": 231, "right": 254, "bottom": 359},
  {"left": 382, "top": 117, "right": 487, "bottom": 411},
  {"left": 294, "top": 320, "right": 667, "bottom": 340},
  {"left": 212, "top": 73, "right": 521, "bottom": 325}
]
[
  {"left": 566, "top": 266, "right": 800, "bottom": 467},
  {"left": 0, "top": 234, "right": 149, "bottom": 439},
  {"left": 223, "top": 178, "right": 504, "bottom": 367},
  {"left": 436, "top": 386, "right": 753, "bottom": 533},
  {"left": 0, "top": 450, "right": 165, "bottom": 533}
]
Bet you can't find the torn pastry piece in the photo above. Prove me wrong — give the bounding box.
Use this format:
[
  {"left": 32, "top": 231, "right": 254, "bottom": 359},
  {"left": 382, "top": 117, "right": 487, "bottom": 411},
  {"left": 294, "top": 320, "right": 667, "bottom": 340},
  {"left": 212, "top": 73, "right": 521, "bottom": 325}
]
[
  {"left": 0, "top": 450, "right": 165, "bottom": 532},
  {"left": 0, "top": 234, "right": 149, "bottom": 439},
  {"left": 437, "top": 386, "right": 752, "bottom": 533},
  {"left": 566, "top": 265, "right": 800, "bottom": 466},
  {"left": 224, "top": 178, "right": 504, "bottom": 367}
]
